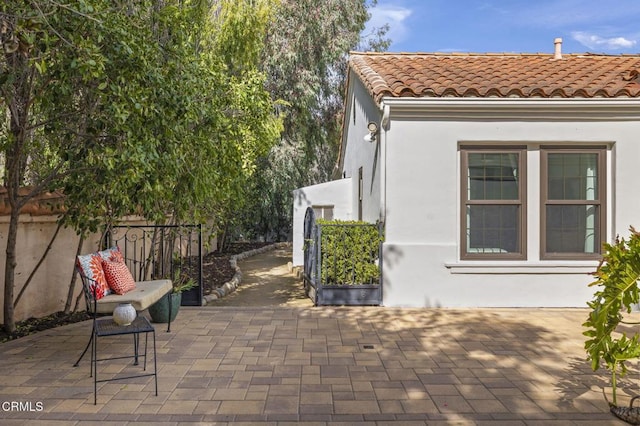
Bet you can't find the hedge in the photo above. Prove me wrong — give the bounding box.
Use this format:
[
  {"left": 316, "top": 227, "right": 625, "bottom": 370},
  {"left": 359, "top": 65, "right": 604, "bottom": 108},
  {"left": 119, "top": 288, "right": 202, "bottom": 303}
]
[{"left": 316, "top": 219, "right": 382, "bottom": 286}]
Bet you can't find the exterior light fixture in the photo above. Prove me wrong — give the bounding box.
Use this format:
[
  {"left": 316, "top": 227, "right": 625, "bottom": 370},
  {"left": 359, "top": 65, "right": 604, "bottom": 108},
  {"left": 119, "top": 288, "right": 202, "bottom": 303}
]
[{"left": 364, "top": 121, "right": 378, "bottom": 143}]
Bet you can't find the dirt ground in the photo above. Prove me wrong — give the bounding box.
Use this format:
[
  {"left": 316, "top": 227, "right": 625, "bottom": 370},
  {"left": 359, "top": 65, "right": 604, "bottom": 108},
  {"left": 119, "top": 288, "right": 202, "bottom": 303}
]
[{"left": 199, "top": 241, "right": 274, "bottom": 295}]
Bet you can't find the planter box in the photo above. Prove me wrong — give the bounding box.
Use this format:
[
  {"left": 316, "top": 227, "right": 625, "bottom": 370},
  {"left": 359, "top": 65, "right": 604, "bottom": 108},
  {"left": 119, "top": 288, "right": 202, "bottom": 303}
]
[
  {"left": 303, "top": 209, "right": 383, "bottom": 306},
  {"left": 315, "top": 284, "right": 381, "bottom": 306}
]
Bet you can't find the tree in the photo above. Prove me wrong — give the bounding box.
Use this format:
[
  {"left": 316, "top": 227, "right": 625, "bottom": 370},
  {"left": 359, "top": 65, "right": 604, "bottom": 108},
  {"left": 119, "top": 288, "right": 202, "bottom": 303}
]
[
  {"left": 0, "top": 0, "right": 281, "bottom": 332},
  {"left": 238, "top": 0, "right": 389, "bottom": 240}
]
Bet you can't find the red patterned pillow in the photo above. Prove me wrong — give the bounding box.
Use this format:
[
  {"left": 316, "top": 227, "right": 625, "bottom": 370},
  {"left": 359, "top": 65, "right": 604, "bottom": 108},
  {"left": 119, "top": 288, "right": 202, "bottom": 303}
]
[
  {"left": 77, "top": 253, "right": 110, "bottom": 300},
  {"left": 102, "top": 259, "right": 136, "bottom": 295},
  {"left": 98, "top": 246, "right": 124, "bottom": 263}
]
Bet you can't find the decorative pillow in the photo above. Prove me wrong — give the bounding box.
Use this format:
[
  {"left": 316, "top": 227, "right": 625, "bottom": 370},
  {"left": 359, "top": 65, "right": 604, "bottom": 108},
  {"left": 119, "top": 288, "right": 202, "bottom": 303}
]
[
  {"left": 76, "top": 253, "right": 110, "bottom": 300},
  {"left": 102, "top": 259, "right": 136, "bottom": 295},
  {"left": 98, "top": 246, "right": 124, "bottom": 263}
]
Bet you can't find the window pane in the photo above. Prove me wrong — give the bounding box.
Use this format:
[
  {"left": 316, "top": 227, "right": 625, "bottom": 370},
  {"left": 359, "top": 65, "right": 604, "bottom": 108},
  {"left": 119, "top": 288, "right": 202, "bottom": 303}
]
[
  {"left": 313, "top": 206, "right": 334, "bottom": 220},
  {"left": 546, "top": 205, "right": 598, "bottom": 253},
  {"left": 547, "top": 153, "right": 598, "bottom": 200},
  {"left": 468, "top": 153, "right": 519, "bottom": 200},
  {"left": 466, "top": 205, "right": 519, "bottom": 253},
  {"left": 325, "top": 208, "right": 334, "bottom": 221}
]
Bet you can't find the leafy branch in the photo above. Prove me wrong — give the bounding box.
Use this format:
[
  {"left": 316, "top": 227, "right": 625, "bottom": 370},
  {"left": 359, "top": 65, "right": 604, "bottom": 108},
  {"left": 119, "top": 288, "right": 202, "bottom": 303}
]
[{"left": 583, "top": 226, "right": 640, "bottom": 405}]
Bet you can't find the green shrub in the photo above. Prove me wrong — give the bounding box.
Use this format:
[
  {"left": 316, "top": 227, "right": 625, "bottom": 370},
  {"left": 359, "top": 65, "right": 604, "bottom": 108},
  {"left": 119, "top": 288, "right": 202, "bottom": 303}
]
[
  {"left": 317, "top": 219, "right": 383, "bottom": 286},
  {"left": 584, "top": 226, "right": 640, "bottom": 405}
]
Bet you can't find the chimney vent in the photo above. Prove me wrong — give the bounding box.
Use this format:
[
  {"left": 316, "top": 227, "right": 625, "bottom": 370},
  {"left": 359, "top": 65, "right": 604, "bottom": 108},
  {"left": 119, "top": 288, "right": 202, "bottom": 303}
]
[{"left": 554, "top": 38, "right": 563, "bottom": 60}]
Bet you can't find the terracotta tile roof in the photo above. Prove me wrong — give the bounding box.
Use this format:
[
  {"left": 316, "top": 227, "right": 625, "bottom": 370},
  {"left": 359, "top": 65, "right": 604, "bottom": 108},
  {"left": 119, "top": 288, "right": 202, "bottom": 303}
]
[{"left": 349, "top": 52, "right": 640, "bottom": 103}]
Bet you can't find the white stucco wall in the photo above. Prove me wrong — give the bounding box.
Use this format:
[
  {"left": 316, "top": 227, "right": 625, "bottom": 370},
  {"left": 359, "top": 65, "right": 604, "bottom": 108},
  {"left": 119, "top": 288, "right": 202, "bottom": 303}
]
[
  {"left": 291, "top": 179, "right": 353, "bottom": 266},
  {"left": 379, "top": 99, "right": 640, "bottom": 307},
  {"left": 340, "top": 74, "right": 382, "bottom": 223}
]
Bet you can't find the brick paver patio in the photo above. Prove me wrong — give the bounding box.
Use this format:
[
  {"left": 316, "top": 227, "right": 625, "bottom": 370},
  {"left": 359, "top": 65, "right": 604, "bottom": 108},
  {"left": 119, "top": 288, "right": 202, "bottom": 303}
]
[{"left": 0, "top": 248, "right": 638, "bottom": 425}]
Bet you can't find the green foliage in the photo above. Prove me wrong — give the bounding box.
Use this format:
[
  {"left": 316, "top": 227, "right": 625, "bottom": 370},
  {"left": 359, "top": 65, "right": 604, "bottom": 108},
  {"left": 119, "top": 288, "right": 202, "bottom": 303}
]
[
  {"left": 317, "top": 219, "right": 382, "bottom": 286},
  {"left": 0, "top": 0, "right": 282, "bottom": 331},
  {"left": 238, "top": 0, "right": 389, "bottom": 240},
  {"left": 212, "top": 0, "right": 277, "bottom": 76},
  {"left": 583, "top": 226, "right": 640, "bottom": 405},
  {"left": 172, "top": 269, "right": 197, "bottom": 294},
  {"left": 2, "top": 0, "right": 282, "bottom": 233}
]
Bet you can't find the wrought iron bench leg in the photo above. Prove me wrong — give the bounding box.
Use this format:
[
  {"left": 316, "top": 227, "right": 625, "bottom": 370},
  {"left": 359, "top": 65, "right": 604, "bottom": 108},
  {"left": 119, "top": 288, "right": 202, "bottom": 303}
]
[
  {"left": 167, "top": 291, "right": 172, "bottom": 333},
  {"left": 152, "top": 331, "right": 158, "bottom": 395},
  {"left": 74, "top": 332, "right": 94, "bottom": 367},
  {"left": 93, "top": 332, "right": 98, "bottom": 404},
  {"left": 133, "top": 333, "right": 140, "bottom": 366}
]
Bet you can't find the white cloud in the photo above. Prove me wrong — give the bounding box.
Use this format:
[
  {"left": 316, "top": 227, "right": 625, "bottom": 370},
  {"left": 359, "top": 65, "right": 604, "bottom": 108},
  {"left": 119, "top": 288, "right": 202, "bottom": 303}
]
[
  {"left": 572, "top": 31, "right": 637, "bottom": 51},
  {"left": 366, "top": 4, "right": 412, "bottom": 46}
]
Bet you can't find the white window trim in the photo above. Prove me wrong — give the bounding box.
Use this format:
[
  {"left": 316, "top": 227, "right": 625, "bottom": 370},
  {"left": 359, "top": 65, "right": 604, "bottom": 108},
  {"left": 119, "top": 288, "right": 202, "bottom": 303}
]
[{"left": 445, "top": 260, "right": 599, "bottom": 274}]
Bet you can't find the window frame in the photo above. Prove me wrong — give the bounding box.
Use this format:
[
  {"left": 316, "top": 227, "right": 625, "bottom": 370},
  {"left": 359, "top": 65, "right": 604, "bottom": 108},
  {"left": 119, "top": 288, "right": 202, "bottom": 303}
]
[
  {"left": 540, "top": 146, "right": 606, "bottom": 260},
  {"left": 460, "top": 146, "right": 527, "bottom": 260}
]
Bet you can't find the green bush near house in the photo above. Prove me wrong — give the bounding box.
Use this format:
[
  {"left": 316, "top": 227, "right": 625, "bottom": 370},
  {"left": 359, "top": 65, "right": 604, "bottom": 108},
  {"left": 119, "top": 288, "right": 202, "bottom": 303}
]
[{"left": 317, "top": 219, "right": 383, "bottom": 286}]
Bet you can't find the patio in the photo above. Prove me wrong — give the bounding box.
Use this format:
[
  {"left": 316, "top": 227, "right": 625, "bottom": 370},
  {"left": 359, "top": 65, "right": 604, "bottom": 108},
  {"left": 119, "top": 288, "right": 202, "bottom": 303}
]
[
  {"left": 1, "top": 247, "right": 638, "bottom": 424},
  {"left": 1, "top": 306, "right": 638, "bottom": 425}
]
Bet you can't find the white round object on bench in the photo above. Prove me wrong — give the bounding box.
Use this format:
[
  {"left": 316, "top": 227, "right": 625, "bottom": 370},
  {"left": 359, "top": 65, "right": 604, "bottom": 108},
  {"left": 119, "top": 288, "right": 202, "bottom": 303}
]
[{"left": 113, "top": 303, "right": 137, "bottom": 326}]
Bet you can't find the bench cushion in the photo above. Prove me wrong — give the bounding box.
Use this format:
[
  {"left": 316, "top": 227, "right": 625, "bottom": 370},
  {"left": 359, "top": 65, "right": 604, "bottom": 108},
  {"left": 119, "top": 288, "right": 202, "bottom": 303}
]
[{"left": 94, "top": 279, "right": 173, "bottom": 314}]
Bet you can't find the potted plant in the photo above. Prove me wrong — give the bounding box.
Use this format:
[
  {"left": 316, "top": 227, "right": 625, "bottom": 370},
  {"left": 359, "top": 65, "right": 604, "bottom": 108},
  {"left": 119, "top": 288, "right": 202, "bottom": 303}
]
[
  {"left": 148, "top": 270, "right": 197, "bottom": 323},
  {"left": 584, "top": 226, "right": 640, "bottom": 423}
]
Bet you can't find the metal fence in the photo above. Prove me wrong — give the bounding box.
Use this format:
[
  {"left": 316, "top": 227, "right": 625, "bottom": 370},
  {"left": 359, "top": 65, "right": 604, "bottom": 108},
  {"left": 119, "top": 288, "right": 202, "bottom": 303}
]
[
  {"left": 103, "top": 224, "right": 203, "bottom": 306},
  {"left": 303, "top": 207, "right": 382, "bottom": 306}
]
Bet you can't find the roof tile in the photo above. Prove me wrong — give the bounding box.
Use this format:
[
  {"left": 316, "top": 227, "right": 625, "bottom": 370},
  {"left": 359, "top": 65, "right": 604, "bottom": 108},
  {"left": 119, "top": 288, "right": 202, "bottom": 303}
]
[{"left": 349, "top": 52, "right": 640, "bottom": 102}]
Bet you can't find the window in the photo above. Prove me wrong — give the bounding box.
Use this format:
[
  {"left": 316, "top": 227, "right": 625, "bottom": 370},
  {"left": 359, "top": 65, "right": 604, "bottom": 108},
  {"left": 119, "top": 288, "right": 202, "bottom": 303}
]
[
  {"left": 541, "top": 148, "right": 605, "bottom": 259},
  {"left": 460, "top": 145, "right": 607, "bottom": 262},
  {"left": 461, "top": 148, "right": 526, "bottom": 259},
  {"left": 312, "top": 205, "right": 334, "bottom": 221}
]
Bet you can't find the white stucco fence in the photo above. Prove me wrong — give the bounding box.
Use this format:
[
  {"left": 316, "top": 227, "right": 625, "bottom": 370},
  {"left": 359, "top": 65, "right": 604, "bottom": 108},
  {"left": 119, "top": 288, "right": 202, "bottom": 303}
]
[{"left": 291, "top": 179, "right": 352, "bottom": 267}]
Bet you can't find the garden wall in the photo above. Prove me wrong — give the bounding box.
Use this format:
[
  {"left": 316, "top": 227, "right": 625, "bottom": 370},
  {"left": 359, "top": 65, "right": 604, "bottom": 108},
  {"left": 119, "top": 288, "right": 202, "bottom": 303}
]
[
  {"left": 0, "top": 217, "right": 93, "bottom": 322},
  {"left": 0, "top": 190, "right": 150, "bottom": 322},
  {"left": 0, "top": 188, "right": 218, "bottom": 322}
]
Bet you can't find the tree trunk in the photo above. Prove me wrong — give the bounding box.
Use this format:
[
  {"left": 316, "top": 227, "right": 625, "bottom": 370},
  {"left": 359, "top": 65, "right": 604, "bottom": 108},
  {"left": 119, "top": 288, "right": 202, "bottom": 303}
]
[
  {"left": 2, "top": 23, "right": 33, "bottom": 333},
  {"left": 65, "top": 235, "right": 85, "bottom": 313},
  {"left": 3, "top": 210, "right": 20, "bottom": 333}
]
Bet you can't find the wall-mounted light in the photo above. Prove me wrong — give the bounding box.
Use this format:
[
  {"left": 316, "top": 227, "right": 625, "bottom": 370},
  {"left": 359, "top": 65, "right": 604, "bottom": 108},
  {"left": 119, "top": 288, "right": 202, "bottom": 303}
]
[{"left": 364, "top": 121, "right": 378, "bottom": 143}]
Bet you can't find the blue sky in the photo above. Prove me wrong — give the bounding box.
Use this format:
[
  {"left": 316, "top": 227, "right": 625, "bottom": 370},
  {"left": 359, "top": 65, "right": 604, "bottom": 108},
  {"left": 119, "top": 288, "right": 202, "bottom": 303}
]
[{"left": 365, "top": 0, "right": 640, "bottom": 54}]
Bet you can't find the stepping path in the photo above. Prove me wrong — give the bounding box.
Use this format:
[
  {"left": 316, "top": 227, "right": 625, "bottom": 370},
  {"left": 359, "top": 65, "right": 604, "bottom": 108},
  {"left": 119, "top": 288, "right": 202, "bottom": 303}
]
[{"left": 207, "top": 245, "right": 313, "bottom": 308}]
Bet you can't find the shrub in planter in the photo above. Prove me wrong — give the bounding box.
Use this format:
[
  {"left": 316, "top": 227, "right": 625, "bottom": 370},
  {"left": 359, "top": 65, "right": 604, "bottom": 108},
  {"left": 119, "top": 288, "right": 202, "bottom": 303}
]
[{"left": 317, "top": 219, "right": 383, "bottom": 285}]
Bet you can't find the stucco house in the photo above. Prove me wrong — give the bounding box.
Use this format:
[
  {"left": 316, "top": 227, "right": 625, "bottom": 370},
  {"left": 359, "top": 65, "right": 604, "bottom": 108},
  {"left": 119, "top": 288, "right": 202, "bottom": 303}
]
[{"left": 293, "top": 40, "right": 640, "bottom": 307}]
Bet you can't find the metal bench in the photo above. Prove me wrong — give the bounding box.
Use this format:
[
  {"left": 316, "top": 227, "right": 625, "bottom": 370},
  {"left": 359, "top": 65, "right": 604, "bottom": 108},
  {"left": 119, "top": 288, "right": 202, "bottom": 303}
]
[{"left": 73, "top": 261, "right": 172, "bottom": 404}]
